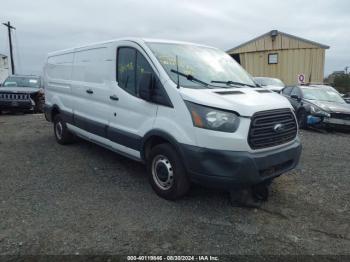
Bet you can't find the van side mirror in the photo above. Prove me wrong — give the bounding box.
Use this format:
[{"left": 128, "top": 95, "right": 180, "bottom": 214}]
[
  {"left": 139, "top": 72, "right": 155, "bottom": 101},
  {"left": 291, "top": 94, "right": 301, "bottom": 101}
]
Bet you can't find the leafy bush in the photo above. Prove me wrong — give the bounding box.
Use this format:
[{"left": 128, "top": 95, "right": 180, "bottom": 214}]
[{"left": 333, "top": 74, "right": 350, "bottom": 94}]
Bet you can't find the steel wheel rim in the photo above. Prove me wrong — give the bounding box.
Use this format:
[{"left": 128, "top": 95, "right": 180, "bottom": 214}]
[
  {"left": 55, "top": 121, "right": 63, "bottom": 140},
  {"left": 152, "top": 155, "right": 174, "bottom": 190}
]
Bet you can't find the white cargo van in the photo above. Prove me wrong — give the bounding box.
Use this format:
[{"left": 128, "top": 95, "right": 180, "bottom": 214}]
[{"left": 43, "top": 38, "right": 301, "bottom": 201}]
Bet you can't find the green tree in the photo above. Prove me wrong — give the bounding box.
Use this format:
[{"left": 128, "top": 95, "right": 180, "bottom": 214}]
[{"left": 333, "top": 74, "right": 350, "bottom": 94}]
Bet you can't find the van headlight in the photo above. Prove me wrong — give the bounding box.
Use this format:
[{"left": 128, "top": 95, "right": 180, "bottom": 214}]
[
  {"left": 310, "top": 105, "right": 330, "bottom": 117},
  {"left": 185, "top": 101, "right": 240, "bottom": 132}
]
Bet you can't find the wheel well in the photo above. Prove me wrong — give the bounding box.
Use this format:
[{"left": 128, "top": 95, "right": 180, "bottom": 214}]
[{"left": 143, "top": 135, "right": 173, "bottom": 161}]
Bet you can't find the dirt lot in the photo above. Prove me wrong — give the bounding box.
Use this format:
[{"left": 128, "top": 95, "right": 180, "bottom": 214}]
[{"left": 0, "top": 114, "right": 349, "bottom": 256}]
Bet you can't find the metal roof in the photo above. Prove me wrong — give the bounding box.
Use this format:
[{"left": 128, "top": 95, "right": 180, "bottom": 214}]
[{"left": 227, "top": 30, "right": 330, "bottom": 53}]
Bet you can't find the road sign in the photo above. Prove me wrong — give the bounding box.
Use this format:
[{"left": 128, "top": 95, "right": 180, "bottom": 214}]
[{"left": 297, "top": 74, "right": 305, "bottom": 84}]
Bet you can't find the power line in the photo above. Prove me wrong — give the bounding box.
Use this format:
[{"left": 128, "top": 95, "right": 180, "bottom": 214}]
[{"left": 2, "top": 21, "right": 16, "bottom": 74}]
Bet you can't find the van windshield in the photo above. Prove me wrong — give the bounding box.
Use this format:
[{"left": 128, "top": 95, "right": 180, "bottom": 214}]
[{"left": 146, "top": 42, "right": 255, "bottom": 89}]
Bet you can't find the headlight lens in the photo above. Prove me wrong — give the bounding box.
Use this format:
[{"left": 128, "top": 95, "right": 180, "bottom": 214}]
[
  {"left": 185, "top": 101, "right": 240, "bottom": 132},
  {"left": 310, "top": 105, "right": 330, "bottom": 117}
]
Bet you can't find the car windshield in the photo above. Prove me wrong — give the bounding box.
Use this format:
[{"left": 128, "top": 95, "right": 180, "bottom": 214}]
[
  {"left": 302, "top": 88, "right": 345, "bottom": 103},
  {"left": 254, "top": 77, "right": 285, "bottom": 87},
  {"left": 2, "top": 76, "right": 40, "bottom": 88},
  {"left": 146, "top": 42, "right": 255, "bottom": 89}
]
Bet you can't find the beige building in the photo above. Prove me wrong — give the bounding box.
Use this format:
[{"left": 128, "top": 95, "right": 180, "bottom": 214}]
[{"left": 227, "top": 30, "right": 329, "bottom": 85}]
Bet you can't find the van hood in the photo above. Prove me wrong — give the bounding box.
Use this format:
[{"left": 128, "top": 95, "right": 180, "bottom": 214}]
[
  {"left": 180, "top": 87, "right": 293, "bottom": 117},
  {"left": 0, "top": 87, "right": 40, "bottom": 94}
]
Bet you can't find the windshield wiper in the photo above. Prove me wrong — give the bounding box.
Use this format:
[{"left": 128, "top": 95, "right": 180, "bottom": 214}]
[
  {"left": 211, "top": 80, "right": 257, "bottom": 88},
  {"left": 170, "top": 69, "right": 212, "bottom": 88}
]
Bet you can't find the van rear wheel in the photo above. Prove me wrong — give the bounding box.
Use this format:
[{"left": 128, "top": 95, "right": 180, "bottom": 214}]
[
  {"left": 53, "top": 114, "right": 74, "bottom": 145},
  {"left": 147, "top": 144, "right": 190, "bottom": 200}
]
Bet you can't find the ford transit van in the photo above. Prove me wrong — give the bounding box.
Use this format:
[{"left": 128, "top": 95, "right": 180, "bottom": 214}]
[{"left": 43, "top": 38, "right": 301, "bottom": 200}]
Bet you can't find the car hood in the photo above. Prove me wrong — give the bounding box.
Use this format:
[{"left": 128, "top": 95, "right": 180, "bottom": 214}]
[
  {"left": 0, "top": 87, "right": 40, "bottom": 94},
  {"left": 180, "top": 87, "right": 293, "bottom": 117},
  {"left": 306, "top": 99, "right": 350, "bottom": 114}
]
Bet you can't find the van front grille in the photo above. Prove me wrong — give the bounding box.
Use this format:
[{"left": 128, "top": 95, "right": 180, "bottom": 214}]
[
  {"left": 0, "top": 93, "right": 30, "bottom": 100},
  {"left": 248, "top": 108, "right": 297, "bottom": 149}
]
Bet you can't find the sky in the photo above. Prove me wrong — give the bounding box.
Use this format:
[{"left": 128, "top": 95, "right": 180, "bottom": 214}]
[{"left": 0, "top": 0, "right": 349, "bottom": 76}]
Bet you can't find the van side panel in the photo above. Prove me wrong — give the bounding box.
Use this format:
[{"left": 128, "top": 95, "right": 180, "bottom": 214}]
[{"left": 71, "top": 45, "right": 113, "bottom": 137}]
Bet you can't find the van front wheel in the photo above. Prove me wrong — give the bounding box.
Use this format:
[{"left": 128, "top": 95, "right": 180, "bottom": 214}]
[
  {"left": 147, "top": 144, "right": 190, "bottom": 200},
  {"left": 53, "top": 115, "right": 74, "bottom": 145}
]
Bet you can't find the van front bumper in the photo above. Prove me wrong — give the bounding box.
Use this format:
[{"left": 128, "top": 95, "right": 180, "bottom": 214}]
[{"left": 179, "top": 139, "right": 302, "bottom": 189}]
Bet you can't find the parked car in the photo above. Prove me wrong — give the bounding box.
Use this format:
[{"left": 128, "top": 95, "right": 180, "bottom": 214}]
[
  {"left": 254, "top": 77, "right": 285, "bottom": 93},
  {"left": 343, "top": 94, "right": 350, "bottom": 104},
  {"left": 44, "top": 38, "right": 301, "bottom": 201},
  {"left": 307, "top": 84, "right": 350, "bottom": 103},
  {"left": 0, "top": 75, "right": 45, "bottom": 114},
  {"left": 308, "top": 84, "right": 338, "bottom": 92},
  {"left": 281, "top": 85, "right": 350, "bottom": 129}
]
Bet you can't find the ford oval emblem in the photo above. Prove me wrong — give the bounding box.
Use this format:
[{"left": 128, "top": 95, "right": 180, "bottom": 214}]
[{"left": 274, "top": 123, "right": 285, "bottom": 133}]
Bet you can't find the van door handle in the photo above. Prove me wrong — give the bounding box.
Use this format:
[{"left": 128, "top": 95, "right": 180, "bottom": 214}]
[
  {"left": 86, "top": 89, "right": 93, "bottom": 94},
  {"left": 110, "top": 95, "right": 119, "bottom": 101}
]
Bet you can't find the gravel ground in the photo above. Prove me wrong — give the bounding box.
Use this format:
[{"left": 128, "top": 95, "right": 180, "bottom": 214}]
[{"left": 0, "top": 114, "right": 349, "bottom": 256}]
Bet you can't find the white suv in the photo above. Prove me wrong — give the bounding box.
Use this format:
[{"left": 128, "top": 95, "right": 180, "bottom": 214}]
[{"left": 43, "top": 38, "right": 301, "bottom": 200}]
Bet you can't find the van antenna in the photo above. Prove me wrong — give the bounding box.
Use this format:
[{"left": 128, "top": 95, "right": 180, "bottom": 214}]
[{"left": 176, "top": 55, "right": 180, "bottom": 89}]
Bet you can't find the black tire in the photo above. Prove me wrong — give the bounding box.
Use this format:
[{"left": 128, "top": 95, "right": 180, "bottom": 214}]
[
  {"left": 252, "top": 183, "right": 270, "bottom": 201},
  {"left": 53, "top": 114, "right": 75, "bottom": 145},
  {"left": 297, "top": 109, "right": 308, "bottom": 129},
  {"left": 147, "top": 143, "right": 190, "bottom": 200}
]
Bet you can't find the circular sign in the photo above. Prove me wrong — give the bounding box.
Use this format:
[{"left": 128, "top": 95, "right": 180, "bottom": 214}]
[{"left": 298, "top": 74, "right": 305, "bottom": 84}]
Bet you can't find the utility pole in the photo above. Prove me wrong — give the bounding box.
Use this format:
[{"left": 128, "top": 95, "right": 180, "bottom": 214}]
[{"left": 2, "top": 21, "right": 16, "bottom": 75}]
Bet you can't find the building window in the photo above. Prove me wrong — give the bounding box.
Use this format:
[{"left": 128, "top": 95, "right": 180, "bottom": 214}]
[{"left": 268, "top": 53, "right": 278, "bottom": 64}]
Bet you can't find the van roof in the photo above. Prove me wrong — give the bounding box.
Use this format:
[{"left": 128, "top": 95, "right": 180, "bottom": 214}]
[{"left": 47, "top": 38, "right": 216, "bottom": 57}]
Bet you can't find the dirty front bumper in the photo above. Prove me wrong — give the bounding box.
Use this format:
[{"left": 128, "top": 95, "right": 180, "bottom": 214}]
[
  {"left": 307, "top": 115, "right": 350, "bottom": 129},
  {"left": 0, "top": 100, "right": 32, "bottom": 111},
  {"left": 179, "top": 139, "right": 302, "bottom": 190}
]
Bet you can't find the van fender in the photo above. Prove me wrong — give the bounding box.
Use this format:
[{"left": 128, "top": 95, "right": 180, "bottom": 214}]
[{"left": 141, "top": 129, "right": 185, "bottom": 162}]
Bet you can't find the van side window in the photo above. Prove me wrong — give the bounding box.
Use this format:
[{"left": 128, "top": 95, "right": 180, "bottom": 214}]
[
  {"left": 136, "top": 53, "right": 154, "bottom": 95},
  {"left": 117, "top": 47, "right": 155, "bottom": 97},
  {"left": 117, "top": 48, "right": 137, "bottom": 95}
]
